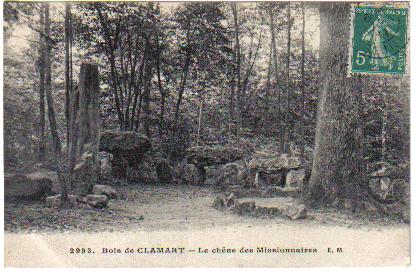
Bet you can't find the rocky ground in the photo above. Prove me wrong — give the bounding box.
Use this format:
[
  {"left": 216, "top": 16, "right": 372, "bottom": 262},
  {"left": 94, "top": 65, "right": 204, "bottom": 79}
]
[{"left": 4, "top": 183, "right": 407, "bottom": 233}]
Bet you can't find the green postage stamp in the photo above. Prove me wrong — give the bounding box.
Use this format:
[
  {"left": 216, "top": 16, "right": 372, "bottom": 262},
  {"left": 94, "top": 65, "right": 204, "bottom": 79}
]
[{"left": 349, "top": 3, "right": 408, "bottom": 75}]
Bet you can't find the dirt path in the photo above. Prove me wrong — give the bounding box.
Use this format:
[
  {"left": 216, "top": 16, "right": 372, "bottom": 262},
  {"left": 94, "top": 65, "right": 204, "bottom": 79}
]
[
  {"left": 5, "top": 184, "right": 408, "bottom": 233},
  {"left": 5, "top": 184, "right": 410, "bottom": 267}
]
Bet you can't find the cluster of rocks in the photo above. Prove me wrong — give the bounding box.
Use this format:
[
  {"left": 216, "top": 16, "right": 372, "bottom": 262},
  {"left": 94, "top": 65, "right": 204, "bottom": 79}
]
[
  {"left": 247, "top": 152, "right": 306, "bottom": 188},
  {"left": 45, "top": 185, "right": 119, "bottom": 209},
  {"left": 368, "top": 163, "right": 410, "bottom": 203},
  {"left": 99, "top": 130, "right": 152, "bottom": 181},
  {"left": 186, "top": 144, "right": 248, "bottom": 184},
  {"left": 213, "top": 193, "right": 307, "bottom": 220},
  {"left": 99, "top": 130, "right": 176, "bottom": 184},
  {"left": 214, "top": 153, "right": 307, "bottom": 190}
]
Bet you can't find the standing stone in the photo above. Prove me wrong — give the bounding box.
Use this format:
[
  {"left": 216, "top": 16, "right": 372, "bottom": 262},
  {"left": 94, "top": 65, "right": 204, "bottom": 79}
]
[
  {"left": 68, "top": 62, "right": 100, "bottom": 195},
  {"left": 286, "top": 168, "right": 306, "bottom": 188}
]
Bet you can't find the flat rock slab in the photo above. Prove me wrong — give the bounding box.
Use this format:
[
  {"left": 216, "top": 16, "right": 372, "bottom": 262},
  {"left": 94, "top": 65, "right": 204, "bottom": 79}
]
[
  {"left": 187, "top": 145, "right": 246, "bottom": 167},
  {"left": 214, "top": 196, "right": 307, "bottom": 220},
  {"left": 92, "top": 184, "right": 119, "bottom": 199},
  {"left": 225, "top": 186, "right": 302, "bottom": 198},
  {"left": 241, "top": 197, "right": 307, "bottom": 220},
  {"left": 248, "top": 153, "right": 302, "bottom": 172},
  {"left": 5, "top": 172, "right": 53, "bottom": 201},
  {"left": 99, "top": 130, "right": 151, "bottom": 154},
  {"left": 46, "top": 194, "right": 79, "bottom": 208}
]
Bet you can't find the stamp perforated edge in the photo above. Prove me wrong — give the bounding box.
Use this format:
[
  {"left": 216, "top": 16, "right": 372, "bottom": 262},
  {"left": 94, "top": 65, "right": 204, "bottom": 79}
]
[
  {"left": 347, "top": 2, "right": 409, "bottom": 77},
  {"left": 347, "top": 3, "right": 356, "bottom": 78}
]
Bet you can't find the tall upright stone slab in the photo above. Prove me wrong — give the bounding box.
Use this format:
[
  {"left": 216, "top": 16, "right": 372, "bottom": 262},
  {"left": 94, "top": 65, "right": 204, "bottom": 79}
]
[{"left": 68, "top": 62, "right": 100, "bottom": 195}]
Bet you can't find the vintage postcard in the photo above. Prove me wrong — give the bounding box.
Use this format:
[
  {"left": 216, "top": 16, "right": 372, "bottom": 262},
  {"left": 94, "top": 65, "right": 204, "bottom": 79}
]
[{"left": 3, "top": 0, "right": 411, "bottom": 267}]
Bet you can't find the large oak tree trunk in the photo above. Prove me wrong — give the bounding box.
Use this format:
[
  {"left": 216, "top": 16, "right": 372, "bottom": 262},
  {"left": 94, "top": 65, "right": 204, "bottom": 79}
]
[{"left": 307, "top": 3, "right": 366, "bottom": 208}]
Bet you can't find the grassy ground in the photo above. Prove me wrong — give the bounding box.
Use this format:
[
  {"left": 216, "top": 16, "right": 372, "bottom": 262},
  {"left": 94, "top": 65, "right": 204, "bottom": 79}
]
[{"left": 4, "top": 183, "right": 407, "bottom": 233}]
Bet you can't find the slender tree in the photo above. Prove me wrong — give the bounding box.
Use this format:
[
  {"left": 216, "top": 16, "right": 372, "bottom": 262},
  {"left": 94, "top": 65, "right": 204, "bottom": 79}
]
[
  {"left": 38, "top": 8, "right": 46, "bottom": 162},
  {"left": 283, "top": 3, "right": 291, "bottom": 153},
  {"left": 64, "top": 3, "right": 72, "bottom": 145},
  {"left": 300, "top": 2, "right": 306, "bottom": 160},
  {"left": 44, "top": 3, "right": 69, "bottom": 207},
  {"left": 231, "top": 3, "right": 242, "bottom": 140},
  {"left": 268, "top": 4, "right": 282, "bottom": 150},
  {"left": 197, "top": 92, "right": 204, "bottom": 145}
]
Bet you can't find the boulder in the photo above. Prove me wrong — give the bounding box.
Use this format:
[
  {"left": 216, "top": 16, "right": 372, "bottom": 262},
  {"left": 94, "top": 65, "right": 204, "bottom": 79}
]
[
  {"left": 252, "top": 171, "right": 283, "bottom": 187},
  {"left": 225, "top": 193, "right": 237, "bottom": 208},
  {"left": 92, "top": 184, "right": 119, "bottom": 199},
  {"left": 99, "top": 130, "right": 151, "bottom": 156},
  {"left": 29, "top": 169, "right": 60, "bottom": 194},
  {"left": 86, "top": 194, "right": 108, "bottom": 208},
  {"left": 371, "top": 163, "right": 409, "bottom": 180},
  {"left": 230, "top": 201, "right": 256, "bottom": 215},
  {"left": 99, "top": 151, "right": 113, "bottom": 180},
  {"left": 369, "top": 177, "right": 395, "bottom": 202},
  {"left": 45, "top": 194, "right": 79, "bottom": 208},
  {"left": 182, "top": 163, "right": 201, "bottom": 184},
  {"left": 70, "top": 150, "right": 99, "bottom": 196},
  {"left": 187, "top": 145, "right": 247, "bottom": 167},
  {"left": 286, "top": 168, "right": 306, "bottom": 188},
  {"left": 5, "top": 172, "right": 53, "bottom": 201},
  {"left": 217, "top": 163, "right": 247, "bottom": 186},
  {"left": 248, "top": 153, "right": 302, "bottom": 173},
  {"left": 126, "top": 156, "right": 157, "bottom": 183},
  {"left": 205, "top": 165, "right": 223, "bottom": 184},
  {"left": 278, "top": 202, "right": 307, "bottom": 220},
  {"left": 213, "top": 197, "right": 225, "bottom": 210},
  {"left": 99, "top": 130, "right": 151, "bottom": 179},
  {"left": 232, "top": 197, "right": 307, "bottom": 220},
  {"left": 186, "top": 143, "right": 253, "bottom": 184},
  {"left": 155, "top": 158, "right": 173, "bottom": 183}
]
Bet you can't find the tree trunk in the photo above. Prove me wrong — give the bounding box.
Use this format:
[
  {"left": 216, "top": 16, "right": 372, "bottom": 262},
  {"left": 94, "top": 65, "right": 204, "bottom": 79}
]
[
  {"left": 307, "top": 3, "right": 366, "bottom": 208},
  {"left": 44, "top": 3, "right": 69, "bottom": 207},
  {"left": 64, "top": 3, "right": 72, "bottom": 147},
  {"left": 38, "top": 8, "right": 46, "bottom": 162},
  {"left": 283, "top": 3, "right": 291, "bottom": 153},
  {"left": 269, "top": 5, "right": 281, "bottom": 150},
  {"left": 142, "top": 37, "right": 153, "bottom": 138},
  {"left": 197, "top": 93, "right": 204, "bottom": 145},
  {"left": 231, "top": 3, "right": 242, "bottom": 140},
  {"left": 300, "top": 2, "right": 306, "bottom": 160},
  {"left": 381, "top": 79, "right": 388, "bottom": 166},
  {"left": 264, "top": 42, "right": 272, "bottom": 135},
  {"left": 157, "top": 71, "right": 166, "bottom": 140},
  {"left": 228, "top": 39, "right": 235, "bottom": 136},
  {"left": 174, "top": 52, "right": 191, "bottom": 123},
  {"left": 156, "top": 37, "right": 167, "bottom": 139},
  {"left": 142, "top": 72, "right": 152, "bottom": 138}
]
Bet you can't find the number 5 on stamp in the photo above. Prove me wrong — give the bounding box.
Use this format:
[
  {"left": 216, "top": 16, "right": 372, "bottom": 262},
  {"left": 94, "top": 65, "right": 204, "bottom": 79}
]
[{"left": 349, "top": 3, "right": 408, "bottom": 75}]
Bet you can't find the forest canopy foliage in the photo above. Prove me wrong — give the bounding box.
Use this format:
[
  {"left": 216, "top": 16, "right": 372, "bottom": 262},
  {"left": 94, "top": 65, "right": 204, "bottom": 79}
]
[{"left": 3, "top": 2, "right": 409, "bottom": 178}]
